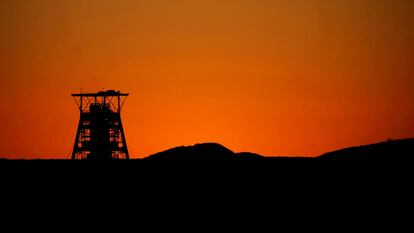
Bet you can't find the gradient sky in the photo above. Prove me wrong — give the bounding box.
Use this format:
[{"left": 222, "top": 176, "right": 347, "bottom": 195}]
[{"left": 1, "top": 0, "right": 413, "bottom": 159}]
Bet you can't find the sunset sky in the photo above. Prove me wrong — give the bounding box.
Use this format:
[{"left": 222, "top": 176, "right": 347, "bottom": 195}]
[{"left": 1, "top": 0, "right": 413, "bottom": 159}]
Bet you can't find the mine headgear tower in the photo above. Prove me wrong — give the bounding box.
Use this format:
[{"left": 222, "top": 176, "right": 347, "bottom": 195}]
[{"left": 71, "top": 90, "right": 130, "bottom": 160}]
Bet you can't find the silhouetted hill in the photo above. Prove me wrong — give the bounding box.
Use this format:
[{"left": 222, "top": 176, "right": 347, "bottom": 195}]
[
  {"left": 235, "top": 152, "right": 264, "bottom": 160},
  {"left": 144, "top": 143, "right": 264, "bottom": 161},
  {"left": 318, "top": 138, "right": 414, "bottom": 161},
  {"left": 142, "top": 138, "right": 414, "bottom": 161},
  {"left": 1, "top": 138, "right": 413, "bottom": 161}
]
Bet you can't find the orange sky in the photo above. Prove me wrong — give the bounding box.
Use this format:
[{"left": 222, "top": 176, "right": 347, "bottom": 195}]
[{"left": 1, "top": 0, "right": 413, "bottom": 159}]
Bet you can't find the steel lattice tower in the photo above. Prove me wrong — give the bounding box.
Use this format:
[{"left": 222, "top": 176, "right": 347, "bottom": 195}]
[{"left": 71, "top": 90, "right": 130, "bottom": 160}]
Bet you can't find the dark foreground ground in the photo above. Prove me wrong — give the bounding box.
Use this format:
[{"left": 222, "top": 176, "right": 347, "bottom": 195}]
[{"left": 1, "top": 139, "right": 413, "bottom": 230}]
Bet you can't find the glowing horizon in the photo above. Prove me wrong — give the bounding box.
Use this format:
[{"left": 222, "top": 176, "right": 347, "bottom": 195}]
[{"left": 1, "top": 0, "right": 413, "bottom": 159}]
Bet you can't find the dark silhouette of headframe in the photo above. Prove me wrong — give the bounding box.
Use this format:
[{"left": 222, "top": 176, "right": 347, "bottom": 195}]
[{"left": 71, "top": 90, "right": 130, "bottom": 160}]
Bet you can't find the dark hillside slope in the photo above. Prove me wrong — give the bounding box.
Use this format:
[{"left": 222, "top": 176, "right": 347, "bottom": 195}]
[
  {"left": 144, "top": 143, "right": 267, "bottom": 161},
  {"left": 319, "top": 138, "right": 414, "bottom": 161}
]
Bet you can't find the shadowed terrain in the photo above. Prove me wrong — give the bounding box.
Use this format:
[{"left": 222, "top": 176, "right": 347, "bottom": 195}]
[{"left": 1, "top": 139, "right": 412, "bottom": 230}]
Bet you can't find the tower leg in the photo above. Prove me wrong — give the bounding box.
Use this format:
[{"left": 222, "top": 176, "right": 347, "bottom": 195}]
[
  {"left": 71, "top": 114, "right": 82, "bottom": 160},
  {"left": 118, "top": 117, "right": 130, "bottom": 159}
]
